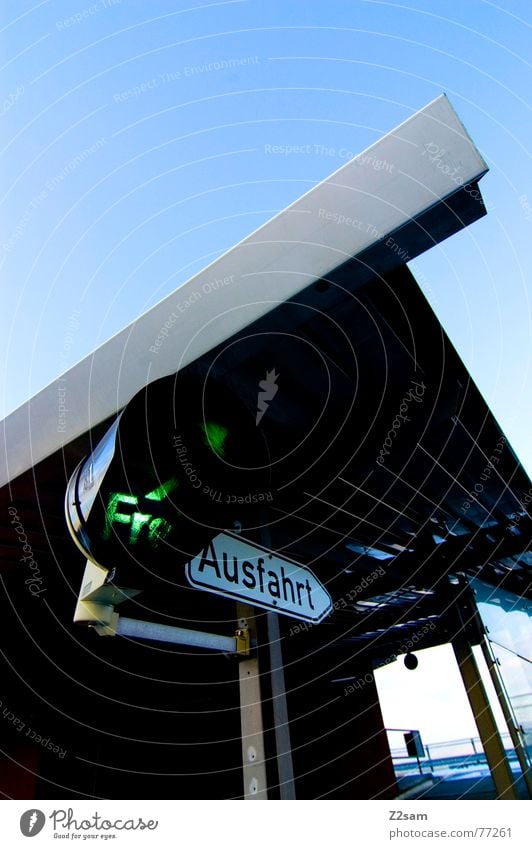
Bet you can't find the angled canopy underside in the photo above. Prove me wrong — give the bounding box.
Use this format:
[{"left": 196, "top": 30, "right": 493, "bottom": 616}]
[{"left": 2, "top": 94, "right": 528, "bottom": 668}]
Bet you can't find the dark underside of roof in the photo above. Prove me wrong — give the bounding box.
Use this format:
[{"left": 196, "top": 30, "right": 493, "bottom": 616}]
[
  {"left": 2, "top": 259, "right": 532, "bottom": 641},
  {"left": 0, "top": 257, "right": 530, "bottom": 798}
]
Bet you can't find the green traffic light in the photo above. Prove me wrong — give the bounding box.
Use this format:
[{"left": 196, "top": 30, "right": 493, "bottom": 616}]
[
  {"left": 202, "top": 421, "right": 229, "bottom": 458},
  {"left": 145, "top": 476, "right": 179, "bottom": 501}
]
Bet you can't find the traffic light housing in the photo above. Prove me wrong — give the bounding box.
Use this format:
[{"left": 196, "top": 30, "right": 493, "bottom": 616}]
[
  {"left": 65, "top": 324, "right": 360, "bottom": 592},
  {"left": 65, "top": 371, "right": 274, "bottom": 589}
]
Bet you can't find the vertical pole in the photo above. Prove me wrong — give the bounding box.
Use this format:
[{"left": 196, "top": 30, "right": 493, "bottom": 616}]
[
  {"left": 452, "top": 638, "right": 518, "bottom": 799},
  {"left": 237, "top": 603, "right": 268, "bottom": 799},
  {"left": 267, "top": 611, "right": 296, "bottom": 799},
  {"left": 260, "top": 512, "right": 296, "bottom": 799},
  {"left": 480, "top": 637, "right": 532, "bottom": 798}
]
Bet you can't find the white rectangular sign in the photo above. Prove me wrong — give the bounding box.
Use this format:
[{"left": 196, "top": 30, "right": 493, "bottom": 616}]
[{"left": 186, "top": 532, "right": 332, "bottom": 623}]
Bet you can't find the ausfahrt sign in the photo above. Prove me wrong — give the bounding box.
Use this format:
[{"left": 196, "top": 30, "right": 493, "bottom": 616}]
[{"left": 186, "top": 532, "right": 332, "bottom": 623}]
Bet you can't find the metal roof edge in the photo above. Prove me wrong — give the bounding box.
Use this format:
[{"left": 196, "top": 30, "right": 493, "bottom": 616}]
[{"left": 1, "top": 95, "right": 489, "bottom": 487}]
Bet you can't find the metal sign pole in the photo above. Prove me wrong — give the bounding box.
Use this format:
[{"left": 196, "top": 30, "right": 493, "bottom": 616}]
[
  {"left": 260, "top": 512, "right": 296, "bottom": 799},
  {"left": 267, "top": 610, "right": 296, "bottom": 799}
]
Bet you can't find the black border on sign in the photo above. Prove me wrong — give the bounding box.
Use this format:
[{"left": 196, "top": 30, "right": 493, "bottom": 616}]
[{"left": 185, "top": 531, "right": 333, "bottom": 624}]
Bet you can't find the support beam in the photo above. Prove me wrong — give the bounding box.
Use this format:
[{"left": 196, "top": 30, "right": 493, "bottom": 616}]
[
  {"left": 452, "top": 638, "right": 518, "bottom": 799},
  {"left": 237, "top": 603, "right": 268, "bottom": 799},
  {"left": 113, "top": 616, "right": 237, "bottom": 652},
  {"left": 480, "top": 637, "right": 532, "bottom": 799}
]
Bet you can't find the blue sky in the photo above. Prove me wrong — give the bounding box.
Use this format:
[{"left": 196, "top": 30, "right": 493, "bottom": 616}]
[
  {"left": 1, "top": 1, "right": 531, "bottom": 743},
  {"left": 2, "top": 1, "right": 532, "bottom": 473}
]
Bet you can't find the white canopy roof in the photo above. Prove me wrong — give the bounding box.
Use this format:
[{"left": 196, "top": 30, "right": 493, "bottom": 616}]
[{"left": 0, "top": 94, "right": 488, "bottom": 487}]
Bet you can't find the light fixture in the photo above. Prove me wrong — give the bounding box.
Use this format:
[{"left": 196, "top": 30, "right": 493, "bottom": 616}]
[{"left": 404, "top": 653, "right": 418, "bottom": 670}]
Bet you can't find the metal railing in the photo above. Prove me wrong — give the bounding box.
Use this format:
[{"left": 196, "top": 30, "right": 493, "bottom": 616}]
[{"left": 386, "top": 729, "right": 526, "bottom": 779}]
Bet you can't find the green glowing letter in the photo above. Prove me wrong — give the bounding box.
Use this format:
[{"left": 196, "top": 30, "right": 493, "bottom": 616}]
[
  {"left": 148, "top": 517, "right": 172, "bottom": 547},
  {"left": 129, "top": 512, "right": 153, "bottom": 544},
  {"left": 104, "top": 493, "right": 137, "bottom": 540}
]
